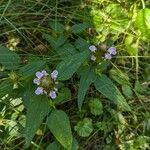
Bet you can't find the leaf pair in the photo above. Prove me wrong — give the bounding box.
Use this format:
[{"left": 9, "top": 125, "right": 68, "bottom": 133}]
[
  {"left": 77, "top": 66, "right": 131, "bottom": 111},
  {"left": 25, "top": 90, "right": 73, "bottom": 149}
]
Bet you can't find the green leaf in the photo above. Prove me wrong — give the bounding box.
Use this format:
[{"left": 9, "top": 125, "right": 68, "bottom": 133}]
[
  {"left": 75, "top": 37, "right": 89, "bottom": 51},
  {"left": 96, "top": 61, "right": 109, "bottom": 74},
  {"left": 25, "top": 95, "right": 50, "bottom": 147},
  {"left": 122, "top": 84, "right": 133, "bottom": 99},
  {"left": 48, "top": 109, "right": 72, "bottom": 150},
  {"left": 71, "top": 23, "right": 89, "bottom": 34},
  {"left": 135, "top": 8, "right": 150, "bottom": 37},
  {"left": 54, "top": 87, "right": 71, "bottom": 105},
  {"left": 72, "top": 138, "right": 79, "bottom": 150},
  {"left": 74, "top": 118, "right": 93, "bottom": 137},
  {"left": 0, "top": 46, "right": 21, "bottom": 70},
  {"left": 46, "top": 138, "right": 79, "bottom": 150},
  {"left": 89, "top": 98, "right": 103, "bottom": 116},
  {"left": 19, "top": 60, "right": 46, "bottom": 78},
  {"left": 144, "top": 119, "right": 150, "bottom": 136},
  {"left": 0, "top": 80, "right": 13, "bottom": 98},
  {"left": 134, "top": 80, "right": 147, "bottom": 94},
  {"left": 77, "top": 67, "right": 96, "bottom": 111},
  {"left": 125, "top": 36, "right": 138, "bottom": 56},
  {"left": 94, "top": 75, "right": 131, "bottom": 111},
  {"left": 109, "top": 69, "right": 130, "bottom": 85},
  {"left": 55, "top": 42, "right": 77, "bottom": 57},
  {"left": 46, "top": 141, "right": 61, "bottom": 150},
  {"left": 57, "top": 51, "right": 89, "bottom": 81},
  {"left": 49, "top": 21, "right": 64, "bottom": 33},
  {"left": 43, "top": 34, "right": 67, "bottom": 49}
]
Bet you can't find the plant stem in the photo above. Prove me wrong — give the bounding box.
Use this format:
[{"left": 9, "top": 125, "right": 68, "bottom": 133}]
[{"left": 141, "top": 0, "right": 145, "bottom": 9}]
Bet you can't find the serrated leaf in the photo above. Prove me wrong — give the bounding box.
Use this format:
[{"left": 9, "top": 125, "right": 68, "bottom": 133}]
[
  {"left": 25, "top": 95, "right": 50, "bottom": 147},
  {"left": 57, "top": 51, "right": 89, "bottom": 81},
  {"left": 77, "top": 67, "right": 96, "bottom": 111},
  {"left": 0, "top": 46, "right": 21, "bottom": 70},
  {"left": 74, "top": 118, "right": 93, "bottom": 137},
  {"left": 71, "top": 23, "right": 88, "bottom": 34},
  {"left": 136, "top": 8, "right": 150, "bottom": 37},
  {"left": 48, "top": 109, "right": 72, "bottom": 150},
  {"left": 94, "top": 75, "right": 131, "bottom": 111}
]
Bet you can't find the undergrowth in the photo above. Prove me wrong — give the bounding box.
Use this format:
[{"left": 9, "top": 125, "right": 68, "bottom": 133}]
[{"left": 0, "top": 0, "right": 150, "bottom": 150}]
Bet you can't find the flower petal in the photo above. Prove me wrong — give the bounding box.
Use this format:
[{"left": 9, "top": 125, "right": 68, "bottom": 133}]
[
  {"left": 33, "top": 78, "right": 40, "bottom": 85},
  {"left": 42, "top": 70, "right": 49, "bottom": 76},
  {"left": 108, "top": 47, "right": 117, "bottom": 55},
  {"left": 36, "top": 71, "right": 44, "bottom": 79},
  {"left": 105, "top": 53, "right": 112, "bottom": 60},
  {"left": 89, "top": 45, "right": 97, "bottom": 52},
  {"left": 49, "top": 90, "right": 57, "bottom": 99},
  {"left": 51, "top": 70, "right": 58, "bottom": 80},
  {"left": 35, "top": 87, "right": 44, "bottom": 95}
]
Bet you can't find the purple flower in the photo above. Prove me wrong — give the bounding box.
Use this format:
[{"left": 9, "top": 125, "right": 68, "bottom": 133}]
[
  {"left": 35, "top": 87, "right": 44, "bottom": 95},
  {"left": 49, "top": 90, "right": 57, "bottom": 99},
  {"left": 36, "top": 71, "right": 44, "bottom": 79},
  {"left": 105, "top": 53, "right": 112, "bottom": 60},
  {"left": 33, "top": 78, "right": 40, "bottom": 85},
  {"left": 41, "top": 70, "right": 48, "bottom": 76},
  {"left": 91, "top": 55, "right": 96, "bottom": 61},
  {"left": 34, "top": 70, "right": 59, "bottom": 98},
  {"left": 51, "top": 70, "right": 58, "bottom": 80},
  {"left": 89, "top": 45, "right": 97, "bottom": 52},
  {"left": 107, "top": 47, "right": 117, "bottom": 55}
]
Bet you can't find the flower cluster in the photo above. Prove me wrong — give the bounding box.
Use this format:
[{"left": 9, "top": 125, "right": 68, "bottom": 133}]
[
  {"left": 33, "top": 70, "right": 58, "bottom": 99},
  {"left": 89, "top": 45, "right": 117, "bottom": 61},
  {"left": 89, "top": 45, "right": 97, "bottom": 61},
  {"left": 104, "top": 47, "right": 117, "bottom": 60}
]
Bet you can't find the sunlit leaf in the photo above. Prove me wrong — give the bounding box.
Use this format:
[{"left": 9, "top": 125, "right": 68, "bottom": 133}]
[{"left": 136, "top": 8, "right": 150, "bottom": 37}]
